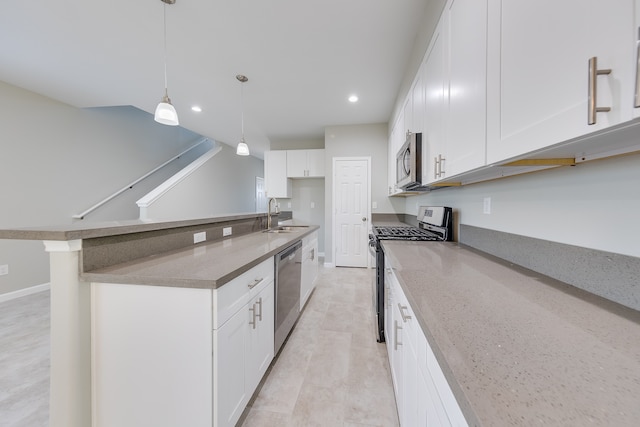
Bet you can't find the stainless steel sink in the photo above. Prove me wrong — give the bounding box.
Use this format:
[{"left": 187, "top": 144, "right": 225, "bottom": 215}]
[{"left": 262, "top": 225, "right": 310, "bottom": 233}]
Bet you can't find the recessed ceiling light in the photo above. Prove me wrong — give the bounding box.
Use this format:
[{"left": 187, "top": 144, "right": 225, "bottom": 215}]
[
  {"left": 191, "top": 106, "right": 202, "bottom": 112},
  {"left": 348, "top": 95, "right": 358, "bottom": 103}
]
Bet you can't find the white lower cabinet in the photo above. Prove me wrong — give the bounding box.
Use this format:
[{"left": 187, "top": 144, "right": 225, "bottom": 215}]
[
  {"left": 91, "top": 257, "right": 275, "bottom": 427},
  {"left": 300, "top": 231, "right": 319, "bottom": 309},
  {"left": 385, "top": 255, "right": 468, "bottom": 427},
  {"left": 214, "top": 278, "right": 274, "bottom": 427}
]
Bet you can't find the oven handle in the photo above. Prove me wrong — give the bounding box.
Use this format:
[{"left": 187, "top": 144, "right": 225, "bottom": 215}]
[{"left": 368, "top": 235, "right": 378, "bottom": 258}]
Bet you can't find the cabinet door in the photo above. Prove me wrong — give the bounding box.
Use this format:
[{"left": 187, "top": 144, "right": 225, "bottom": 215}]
[
  {"left": 412, "top": 71, "right": 425, "bottom": 134},
  {"left": 391, "top": 300, "right": 405, "bottom": 425},
  {"left": 300, "top": 235, "right": 318, "bottom": 309},
  {"left": 488, "top": 0, "right": 634, "bottom": 164},
  {"left": 214, "top": 306, "right": 248, "bottom": 427},
  {"left": 306, "top": 149, "right": 325, "bottom": 177},
  {"left": 445, "top": 0, "right": 487, "bottom": 177},
  {"left": 286, "top": 150, "right": 307, "bottom": 178},
  {"left": 264, "top": 151, "right": 292, "bottom": 198},
  {"left": 246, "top": 280, "right": 275, "bottom": 393},
  {"left": 422, "top": 19, "right": 447, "bottom": 185}
]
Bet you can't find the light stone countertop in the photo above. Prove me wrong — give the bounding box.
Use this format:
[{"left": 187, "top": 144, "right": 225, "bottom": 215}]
[
  {"left": 381, "top": 240, "right": 640, "bottom": 427},
  {"left": 81, "top": 225, "right": 319, "bottom": 289}
]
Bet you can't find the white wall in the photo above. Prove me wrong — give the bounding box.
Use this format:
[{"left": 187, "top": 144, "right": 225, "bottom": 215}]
[
  {"left": 142, "top": 143, "right": 264, "bottom": 219},
  {"left": 404, "top": 152, "right": 640, "bottom": 258},
  {"left": 323, "top": 123, "right": 402, "bottom": 264},
  {"left": 0, "top": 80, "right": 262, "bottom": 296}
]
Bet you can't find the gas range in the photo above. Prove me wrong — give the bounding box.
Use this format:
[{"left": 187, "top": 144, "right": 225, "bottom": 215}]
[
  {"left": 372, "top": 226, "right": 440, "bottom": 241},
  {"left": 370, "top": 206, "right": 452, "bottom": 343}
]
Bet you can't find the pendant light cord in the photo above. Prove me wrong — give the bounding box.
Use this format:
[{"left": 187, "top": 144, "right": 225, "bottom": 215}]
[
  {"left": 241, "top": 82, "right": 245, "bottom": 140},
  {"left": 163, "top": 2, "right": 169, "bottom": 97}
]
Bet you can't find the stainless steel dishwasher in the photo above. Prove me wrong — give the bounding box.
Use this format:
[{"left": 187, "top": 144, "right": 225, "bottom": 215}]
[{"left": 274, "top": 240, "right": 302, "bottom": 354}]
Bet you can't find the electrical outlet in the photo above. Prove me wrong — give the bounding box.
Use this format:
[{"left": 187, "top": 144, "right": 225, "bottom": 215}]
[
  {"left": 223, "top": 227, "right": 232, "bottom": 236},
  {"left": 193, "top": 231, "right": 206, "bottom": 244},
  {"left": 310, "top": 202, "right": 315, "bottom": 208},
  {"left": 0, "top": 264, "right": 8, "bottom": 276},
  {"left": 372, "top": 201, "right": 378, "bottom": 209},
  {"left": 287, "top": 202, "right": 292, "bottom": 208},
  {"left": 483, "top": 197, "right": 491, "bottom": 214}
]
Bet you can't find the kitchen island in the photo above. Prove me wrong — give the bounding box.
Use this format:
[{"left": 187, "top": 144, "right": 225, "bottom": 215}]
[
  {"left": 0, "top": 213, "right": 318, "bottom": 427},
  {"left": 382, "top": 240, "right": 640, "bottom": 426}
]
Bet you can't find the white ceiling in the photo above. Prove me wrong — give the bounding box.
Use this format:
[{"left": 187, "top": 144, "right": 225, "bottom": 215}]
[{"left": 0, "top": 0, "right": 431, "bottom": 158}]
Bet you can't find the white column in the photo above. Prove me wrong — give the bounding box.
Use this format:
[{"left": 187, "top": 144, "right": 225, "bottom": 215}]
[{"left": 43, "top": 240, "right": 91, "bottom": 427}]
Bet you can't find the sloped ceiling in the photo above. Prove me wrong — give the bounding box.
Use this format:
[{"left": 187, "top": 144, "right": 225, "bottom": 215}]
[{"left": 0, "top": 0, "right": 432, "bottom": 157}]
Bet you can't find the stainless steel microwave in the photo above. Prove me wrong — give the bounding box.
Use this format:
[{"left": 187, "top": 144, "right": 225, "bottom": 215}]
[{"left": 396, "top": 132, "right": 423, "bottom": 190}]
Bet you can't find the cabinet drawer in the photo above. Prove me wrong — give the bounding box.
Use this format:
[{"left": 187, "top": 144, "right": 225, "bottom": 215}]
[{"left": 213, "top": 258, "right": 274, "bottom": 329}]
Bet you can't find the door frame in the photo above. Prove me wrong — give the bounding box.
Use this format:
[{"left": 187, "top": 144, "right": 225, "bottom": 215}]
[{"left": 331, "top": 156, "right": 372, "bottom": 268}]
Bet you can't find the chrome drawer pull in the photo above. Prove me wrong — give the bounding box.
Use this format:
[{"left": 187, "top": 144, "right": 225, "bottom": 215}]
[
  {"left": 398, "top": 303, "right": 412, "bottom": 322},
  {"left": 394, "top": 320, "right": 402, "bottom": 351},
  {"left": 248, "top": 277, "right": 264, "bottom": 289},
  {"left": 588, "top": 56, "right": 612, "bottom": 125},
  {"left": 249, "top": 304, "right": 257, "bottom": 329},
  {"left": 256, "top": 297, "right": 263, "bottom": 321}
]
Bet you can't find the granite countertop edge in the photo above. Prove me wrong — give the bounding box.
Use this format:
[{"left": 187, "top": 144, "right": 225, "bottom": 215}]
[{"left": 0, "top": 213, "right": 264, "bottom": 241}]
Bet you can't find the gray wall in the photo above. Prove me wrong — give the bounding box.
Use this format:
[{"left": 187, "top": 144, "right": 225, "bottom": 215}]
[
  {"left": 323, "top": 123, "right": 401, "bottom": 265},
  {"left": 404, "top": 152, "right": 640, "bottom": 258},
  {"left": 143, "top": 142, "right": 264, "bottom": 219},
  {"left": 0, "top": 80, "right": 262, "bottom": 296}
]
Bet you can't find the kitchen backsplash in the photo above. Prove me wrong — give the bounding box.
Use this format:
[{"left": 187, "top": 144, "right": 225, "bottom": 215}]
[{"left": 460, "top": 224, "right": 640, "bottom": 312}]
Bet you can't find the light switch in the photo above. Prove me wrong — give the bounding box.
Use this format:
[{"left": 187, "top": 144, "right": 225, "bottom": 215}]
[
  {"left": 483, "top": 197, "right": 491, "bottom": 214},
  {"left": 311, "top": 202, "right": 315, "bottom": 208}
]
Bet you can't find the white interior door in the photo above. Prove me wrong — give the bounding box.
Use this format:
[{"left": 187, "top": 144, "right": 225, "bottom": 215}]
[{"left": 334, "top": 158, "right": 370, "bottom": 267}]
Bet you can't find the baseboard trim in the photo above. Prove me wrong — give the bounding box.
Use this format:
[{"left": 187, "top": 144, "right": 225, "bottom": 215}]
[
  {"left": 323, "top": 262, "right": 336, "bottom": 268},
  {"left": 0, "top": 283, "right": 50, "bottom": 303}
]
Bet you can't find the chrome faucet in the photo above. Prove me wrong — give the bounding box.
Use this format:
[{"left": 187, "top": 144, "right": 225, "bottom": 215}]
[{"left": 267, "top": 197, "right": 279, "bottom": 229}]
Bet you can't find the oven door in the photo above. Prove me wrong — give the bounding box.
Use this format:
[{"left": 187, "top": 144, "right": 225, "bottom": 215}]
[{"left": 370, "top": 236, "right": 386, "bottom": 343}]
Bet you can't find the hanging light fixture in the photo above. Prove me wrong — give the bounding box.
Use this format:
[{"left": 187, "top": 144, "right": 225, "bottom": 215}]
[
  {"left": 154, "top": 0, "right": 179, "bottom": 126},
  {"left": 236, "top": 74, "right": 250, "bottom": 156}
]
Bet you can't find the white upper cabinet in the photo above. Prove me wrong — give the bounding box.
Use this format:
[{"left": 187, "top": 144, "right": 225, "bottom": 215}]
[
  {"left": 422, "top": 0, "right": 487, "bottom": 184},
  {"left": 422, "top": 20, "right": 447, "bottom": 185},
  {"left": 286, "top": 149, "right": 325, "bottom": 178},
  {"left": 264, "top": 151, "right": 292, "bottom": 198},
  {"left": 445, "top": 0, "right": 488, "bottom": 177},
  {"left": 487, "top": 0, "right": 635, "bottom": 164}
]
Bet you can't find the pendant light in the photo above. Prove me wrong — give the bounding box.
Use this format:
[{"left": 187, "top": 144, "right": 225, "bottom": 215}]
[
  {"left": 154, "top": 0, "right": 179, "bottom": 126},
  {"left": 236, "top": 74, "right": 250, "bottom": 156}
]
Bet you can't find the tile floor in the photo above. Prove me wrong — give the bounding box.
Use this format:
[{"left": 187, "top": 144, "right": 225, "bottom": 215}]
[
  {"left": 0, "top": 291, "right": 50, "bottom": 427},
  {"left": 240, "top": 266, "right": 399, "bottom": 427},
  {"left": 0, "top": 265, "right": 398, "bottom": 427}
]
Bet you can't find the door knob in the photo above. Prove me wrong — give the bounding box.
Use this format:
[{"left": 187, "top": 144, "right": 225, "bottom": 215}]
[{"left": 362, "top": 217, "right": 367, "bottom": 222}]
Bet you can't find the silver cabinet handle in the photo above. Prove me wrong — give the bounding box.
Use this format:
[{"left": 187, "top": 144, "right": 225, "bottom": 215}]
[
  {"left": 635, "top": 28, "right": 640, "bottom": 108},
  {"left": 256, "top": 297, "right": 263, "bottom": 322},
  {"left": 248, "top": 277, "right": 264, "bottom": 289},
  {"left": 398, "top": 303, "right": 412, "bottom": 322},
  {"left": 588, "top": 56, "right": 612, "bottom": 125},
  {"left": 249, "top": 304, "right": 257, "bottom": 329},
  {"left": 394, "top": 320, "right": 402, "bottom": 351},
  {"left": 434, "top": 154, "right": 445, "bottom": 178}
]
